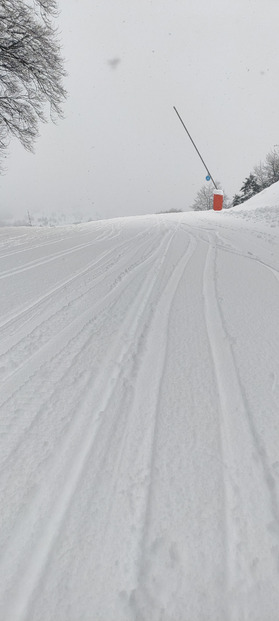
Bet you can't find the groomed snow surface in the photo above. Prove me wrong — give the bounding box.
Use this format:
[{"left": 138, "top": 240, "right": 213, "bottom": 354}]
[{"left": 1, "top": 184, "right": 279, "bottom": 621}]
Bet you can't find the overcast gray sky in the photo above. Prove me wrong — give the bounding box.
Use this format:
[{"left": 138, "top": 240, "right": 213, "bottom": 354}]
[{"left": 1, "top": 0, "right": 279, "bottom": 221}]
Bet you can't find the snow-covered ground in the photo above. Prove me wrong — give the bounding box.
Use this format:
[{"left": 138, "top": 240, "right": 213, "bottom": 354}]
[{"left": 0, "top": 185, "right": 279, "bottom": 621}]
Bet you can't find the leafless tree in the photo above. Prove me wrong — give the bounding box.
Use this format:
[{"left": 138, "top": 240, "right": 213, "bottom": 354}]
[
  {"left": 0, "top": 0, "right": 66, "bottom": 163},
  {"left": 264, "top": 149, "right": 279, "bottom": 186},
  {"left": 233, "top": 148, "right": 279, "bottom": 205},
  {"left": 191, "top": 181, "right": 231, "bottom": 211},
  {"left": 253, "top": 162, "right": 269, "bottom": 190}
]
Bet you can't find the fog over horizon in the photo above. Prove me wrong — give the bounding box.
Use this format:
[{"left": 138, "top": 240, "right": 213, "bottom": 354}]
[{"left": 1, "top": 0, "right": 279, "bottom": 223}]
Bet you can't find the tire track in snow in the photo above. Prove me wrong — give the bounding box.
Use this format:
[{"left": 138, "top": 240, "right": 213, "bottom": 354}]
[
  {"left": 202, "top": 234, "right": 279, "bottom": 620},
  {"left": 0, "top": 237, "right": 126, "bottom": 330},
  {"left": 0, "top": 228, "right": 163, "bottom": 374},
  {"left": 186, "top": 219, "right": 279, "bottom": 282},
  {"left": 0, "top": 228, "right": 170, "bottom": 551},
  {"left": 0, "top": 223, "right": 118, "bottom": 260},
  {"left": 0, "top": 226, "right": 154, "bottom": 332},
  {"left": 0, "top": 228, "right": 170, "bottom": 463},
  {"left": 209, "top": 232, "right": 279, "bottom": 283},
  {"left": 202, "top": 239, "right": 239, "bottom": 616},
  {"left": 0, "top": 227, "right": 186, "bottom": 621},
  {"left": 0, "top": 238, "right": 105, "bottom": 279},
  {"left": 33, "top": 232, "right": 198, "bottom": 616},
  {"left": 39, "top": 228, "right": 198, "bottom": 621},
  {"left": 0, "top": 222, "right": 129, "bottom": 279},
  {"left": 129, "top": 232, "right": 198, "bottom": 619}
]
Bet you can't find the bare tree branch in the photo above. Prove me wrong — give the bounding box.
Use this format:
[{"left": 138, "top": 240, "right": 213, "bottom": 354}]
[{"left": 0, "top": 0, "right": 66, "bottom": 163}]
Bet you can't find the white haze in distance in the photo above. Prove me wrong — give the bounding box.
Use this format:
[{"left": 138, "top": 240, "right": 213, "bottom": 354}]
[{"left": 1, "top": 0, "right": 279, "bottom": 222}]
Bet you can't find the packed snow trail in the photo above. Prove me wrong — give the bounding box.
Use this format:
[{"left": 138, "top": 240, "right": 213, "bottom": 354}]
[{"left": 0, "top": 193, "right": 279, "bottom": 621}]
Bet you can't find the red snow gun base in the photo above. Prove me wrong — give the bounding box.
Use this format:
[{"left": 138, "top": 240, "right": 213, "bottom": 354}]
[{"left": 213, "top": 189, "right": 223, "bottom": 211}]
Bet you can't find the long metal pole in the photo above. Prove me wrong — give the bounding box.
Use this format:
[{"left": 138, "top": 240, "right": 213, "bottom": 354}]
[{"left": 173, "top": 106, "right": 217, "bottom": 189}]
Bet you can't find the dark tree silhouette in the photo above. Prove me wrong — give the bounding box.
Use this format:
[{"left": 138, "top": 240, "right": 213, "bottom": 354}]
[{"left": 0, "top": 0, "right": 66, "bottom": 161}]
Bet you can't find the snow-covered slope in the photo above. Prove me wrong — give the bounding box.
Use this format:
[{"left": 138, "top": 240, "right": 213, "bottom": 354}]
[{"left": 0, "top": 187, "right": 279, "bottom": 621}]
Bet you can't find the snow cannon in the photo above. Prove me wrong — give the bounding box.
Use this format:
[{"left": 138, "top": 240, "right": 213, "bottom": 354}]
[{"left": 213, "top": 189, "right": 223, "bottom": 211}]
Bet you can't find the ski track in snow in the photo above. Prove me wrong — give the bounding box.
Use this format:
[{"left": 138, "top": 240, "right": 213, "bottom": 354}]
[
  {"left": 0, "top": 229, "right": 180, "bottom": 621},
  {"left": 0, "top": 228, "right": 165, "bottom": 379},
  {"left": 0, "top": 207, "right": 279, "bottom": 621},
  {"left": 202, "top": 233, "right": 279, "bottom": 620}
]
